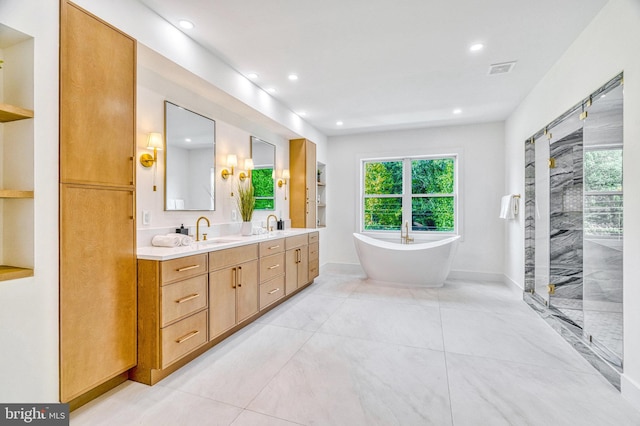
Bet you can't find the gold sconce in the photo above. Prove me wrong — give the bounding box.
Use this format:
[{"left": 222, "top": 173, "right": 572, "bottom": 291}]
[
  {"left": 140, "top": 132, "right": 163, "bottom": 191},
  {"left": 221, "top": 154, "right": 238, "bottom": 179},
  {"left": 140, "top": 132, "right": 163, "bottom": 167},
  {"left": 278, "top": 169, "right": 290, "bottom": 200},
  {"left": 239, "top": 158, "right": 254, "bottom": 182}
]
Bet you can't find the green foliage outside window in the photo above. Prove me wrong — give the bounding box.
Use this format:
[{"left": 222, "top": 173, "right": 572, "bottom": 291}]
[
  {"left": 252, "top": 168, "right": 274, "bottom": 210},
  {"left": 584, "top": 149, "right": 622, "bottom": 236},
  {"left": 363, "top": 157, "right": 456, "bottom": 232}
]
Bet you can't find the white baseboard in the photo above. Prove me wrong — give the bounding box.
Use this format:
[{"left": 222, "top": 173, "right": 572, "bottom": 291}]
[
  {"left": 622, "top": 375, "right": 640, "bottom": 409},
  {"left": 448, "top": 270, "right": 504, "bottom": 283}
]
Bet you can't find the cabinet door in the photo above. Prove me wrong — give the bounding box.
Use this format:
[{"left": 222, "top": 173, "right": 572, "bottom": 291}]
[
  {"left": 285, "top": 249, "right": 299, "bottom": 295},
  {"left": 209, "top": 267, "right": 237, "bottom": 339},
  {"left": 60, "top": 2, "right": 135, "bottom": 187},
  {"left": 297, "top": 245, "right": 309, "bottom": 287},
  {"left": 236, "top": 260, "right": 258, "bottom": 323},
  {"left": 305, "top": 140, "right": 317, "bottom": 228},
  {"left": 60, "top": 186, "right": 136, "bottom": 402}
]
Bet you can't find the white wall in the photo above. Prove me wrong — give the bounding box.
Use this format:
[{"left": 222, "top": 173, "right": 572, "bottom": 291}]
[
  {"left": 327, "top": 122, "right": 505, "bottom": 277},
  {"left": 0, "top": 0, "right": 59, "bottom": 402},
  {"left": 504, "top": 0, "right": 640, "bottom": 405}
]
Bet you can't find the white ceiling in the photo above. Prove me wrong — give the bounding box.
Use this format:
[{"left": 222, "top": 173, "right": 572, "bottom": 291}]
[{"left": 138, "top": 0, "right": 607, "bottom": 137}]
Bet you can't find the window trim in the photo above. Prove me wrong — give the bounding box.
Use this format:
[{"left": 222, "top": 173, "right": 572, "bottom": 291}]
[{"left": 359, "top": 154, "right": 459, "bottom": 237}]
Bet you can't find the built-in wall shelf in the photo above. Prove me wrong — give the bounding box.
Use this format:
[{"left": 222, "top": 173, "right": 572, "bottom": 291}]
[
  {"left": 0, "top": 265, "right": 34, "bottom": 281},
  {"left": 317, "top": 161, "right": 326, "bottom": 228},
  {"left": 0, "top": 103, "right": 34, "bottom": 123},
  {"left": 0, "top": 190, "right": 34, "bottom": 199}
]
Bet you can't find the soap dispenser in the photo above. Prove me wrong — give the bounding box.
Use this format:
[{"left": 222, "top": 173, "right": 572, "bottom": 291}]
[{"left": 176, "top": 224, "right": 188, "bottom": 235}]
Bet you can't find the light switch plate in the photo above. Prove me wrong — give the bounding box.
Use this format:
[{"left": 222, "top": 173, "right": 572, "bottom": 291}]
[{"left": 142, "top": 210, "right": 150, "bottom": 225}]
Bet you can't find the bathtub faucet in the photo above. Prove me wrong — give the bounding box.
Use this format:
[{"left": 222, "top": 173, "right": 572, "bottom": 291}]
[{"left": 401, "top": 221, "right": 414, "bottom": 244}]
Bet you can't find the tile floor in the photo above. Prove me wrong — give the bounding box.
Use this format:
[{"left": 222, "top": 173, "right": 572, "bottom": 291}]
[{"left": 71, "top": 264, "right": 640, "bottom": 426}]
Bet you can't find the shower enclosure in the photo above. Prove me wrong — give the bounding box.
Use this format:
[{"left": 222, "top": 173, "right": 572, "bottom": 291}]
[{"left": 525, "top": 74, "right": 623, "bottom": 369}]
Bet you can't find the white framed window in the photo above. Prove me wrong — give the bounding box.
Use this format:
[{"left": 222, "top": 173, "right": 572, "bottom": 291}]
[{"left": 361, "top": 155, "right": 458, "bottom": 234}]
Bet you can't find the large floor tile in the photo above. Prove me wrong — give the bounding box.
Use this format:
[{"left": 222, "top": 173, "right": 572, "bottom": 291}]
[
  {"left": 438, "top": 279, "right": 536, "bottom": 317},
  {"left": 446, "top": 352, "right": 640, "bottom": 426},
  {"left": 307, "top": 276, "right": 362, "bottom": 298},
  {"left": 441, "top": 308, "right": 595, "bottom": 373},
  {"left": 248, "top": 333, "right": 452, "bottom": 426},
  {"left": 349, "top": 279, "right": 440, "bottom": 308},
  {"left": 71, "top": 381, "right": 242, "bottom": 426},
  {"left": 256, "top": 292, "right": 345, "bottom": 331},
  {"left": 158, "top": 323, "right": 313, "bottom": 408},
  {"left": 318, "top": 298, "right": 444, "bottom": 350},
  {"left": 231, "top": 410, "right": 303, "bottom": 426}
]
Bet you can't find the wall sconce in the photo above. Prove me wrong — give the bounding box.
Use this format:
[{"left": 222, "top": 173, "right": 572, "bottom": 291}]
[
  {"left": 140, "top": 132, "right": 163, "bottom": 191},
  {"left": 140, "top": 132, "right": 163, "bottom": 167},
  {"left": 278, "top": 169, "right": 290, "bottom": 200},
  {"left": 221, "top": 154, "right": 238, "bottom": 179},
  {"left": 239, "top": 158, "right": 254, "bottom": 182}
]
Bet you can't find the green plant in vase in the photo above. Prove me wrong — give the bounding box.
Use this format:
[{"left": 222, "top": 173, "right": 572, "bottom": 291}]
[{"left": 236, "top": 181, "right": 255, "bottom": 235}]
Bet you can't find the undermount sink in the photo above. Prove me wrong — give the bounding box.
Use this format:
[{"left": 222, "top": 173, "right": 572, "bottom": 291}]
[{"left": 197, "top": 238, "right": 240, "bottom": 245}]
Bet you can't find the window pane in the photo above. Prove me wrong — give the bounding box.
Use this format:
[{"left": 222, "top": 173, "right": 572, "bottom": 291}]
[
  {"left": 584, "top": 149, "right": 622, "bottom": 192},
  {"left": 412, "top": 197, "right": 454, "bottom": 232},
  {"left": 364, "top": 197, "right": 402, "bottom": 230},
  {"left": 584, "top": 194, "right": 623, "bottom": 237},
  {"left": 364, "top": 161, "right": 403, "bottom": 195},
  {"left": 255, "top": 198, "right": 274, "bottom": 210},
  {"left": 412, "top": 158, "right": 454, "bottom": 194}
]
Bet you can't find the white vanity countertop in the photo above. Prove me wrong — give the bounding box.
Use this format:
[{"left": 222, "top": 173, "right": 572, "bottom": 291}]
[{"left": 137, "top": 228, "right": 317, "bottom": 261}]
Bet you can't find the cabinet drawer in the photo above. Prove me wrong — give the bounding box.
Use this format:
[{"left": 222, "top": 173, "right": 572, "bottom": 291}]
[
  {"left": 309, "top": 242, "right": 319, "bottom": 262},
  {"left": 209, "top": 244, "right": 258, "bottom": 271},
  {"left": 260, "top": 253, "right": 285, "bottom": 283},
  {"left": 161, "top": 275, "right": 208, "bottom": 327},
  {"left": 286, "top": 234, "right": 308, "bottom": 250},
  {"left": 308, "top": 232, "right": 319, "bottom": 244},
  {"left": 260, "top": 275, "right": 285, "bottom": 310},
  {"left": 161, "top": 310, "right": 207, "bottom": 369},
  {"left": 161, "top": 254, "right": 208, "bottom": 285},
  {"left": 259, "top": 238, "right": 285, "bottom": 256},
  {"left": 309, "top": 259, "right": 319, "bottom": 280}
]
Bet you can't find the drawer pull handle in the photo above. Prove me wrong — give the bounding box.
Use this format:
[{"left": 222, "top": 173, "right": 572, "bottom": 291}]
[
  {"left": 268, "top": 245, "right": 280, "bottom": 250},
  {"left": 175, "top": 293, "right": 200, "bottom": 304},
  {"left": 268, "top": 288, "right": 280, "bottom": 295},
  {"left": 268, "top": 264, "right": 280, "bottom": 270},
  {"left": 176, "top": 330, "right": 200, "bottom": 344},
  {"left": 176, "top": 264, "right": 200, "bottom": 272}
]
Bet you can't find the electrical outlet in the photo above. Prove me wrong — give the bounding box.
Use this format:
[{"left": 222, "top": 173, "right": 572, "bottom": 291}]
[
  {"left": 142, "top": 210, "right": 150, "bottom": 225},
  {"left": 231, "top": 209, "right": 237, "bottom": 221}
]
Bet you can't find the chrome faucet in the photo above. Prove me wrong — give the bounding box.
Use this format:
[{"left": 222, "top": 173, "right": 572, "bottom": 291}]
[
  {"left": 196, "top": 216, "right": 210, "bottom": 241},
  {"left": 401, "top": 221, "right": 414, "bottom": 244},
  {"left": 266, "top": 214, "right": 278, "bottom": 232}
]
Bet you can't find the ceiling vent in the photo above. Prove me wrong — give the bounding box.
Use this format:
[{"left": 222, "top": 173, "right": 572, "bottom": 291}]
[{"left": 488, "top": 61, "right": 516, "bottom": 75}]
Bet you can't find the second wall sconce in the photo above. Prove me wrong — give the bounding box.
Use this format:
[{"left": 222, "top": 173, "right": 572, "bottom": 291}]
[
  {"left": 278, "top": 169, "right": 290, "bottom": 200},
  {"left": 140, "top": 132, "right": 163, "bottom": 192},
  {"left": 221, "top": 154, "right": 238, "bottom": 180}
]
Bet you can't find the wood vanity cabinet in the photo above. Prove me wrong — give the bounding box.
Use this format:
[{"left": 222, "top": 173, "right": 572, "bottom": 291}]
[
  {"left": 285, "top": 234, "right": 309, "bottom": 295},
  {"left": 209, "top": 245, "right": 259, "bottom": 340},
  {"left": 290, "top": 138, "right": 317, "bottom": 228},
  {"left": 259, "top": 239, "right": 286, "bottom": 309},
  {"left": 308, "top": 232, "right": 320, "bottom": 280},
  {"left": 132, "top": 254, "right": 209, "bottom": 385}
]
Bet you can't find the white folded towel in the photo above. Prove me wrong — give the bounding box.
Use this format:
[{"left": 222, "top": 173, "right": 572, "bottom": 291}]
[
  {"left": 499, "top": 195, "right": 518, "bottom": 219},
  {"left": 151, "top": 234, "right": 181, "bottom": 247},
  {"left": 166, "top": 233, "right": 194, "bottom": 246},
  {"left": 151, "top": 233, "right": 194, "bottom": 247}
]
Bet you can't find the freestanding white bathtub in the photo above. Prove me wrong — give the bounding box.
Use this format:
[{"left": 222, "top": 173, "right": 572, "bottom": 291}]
[{"left": 353, "top": 233, "right": 460, "bottom": 287}]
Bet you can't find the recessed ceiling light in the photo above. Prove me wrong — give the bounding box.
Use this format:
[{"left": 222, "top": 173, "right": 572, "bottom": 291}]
[
  {"left": 247, "top": 73, "right": 258, "bottom": 79},
  {"left": 453, "top": 109, "right": 462, "bottom": 114},
  {"left": 179, "top": 20, "right": 194, "bottom": 29},
  {"left": 185, "top": 138, "right": 191, "bottom": 142},
  {"left": 288, "top": 74, "right": 299, "bottom": 81},
  {"left": 336, "top": 121, "right": 344, "bottom": 126},
  {"left": 266, "top": 87, "right": 276, "bottom": 94},
  {"left": 601, "top": 94, "right": 606, "bottom": 98},
  {"left": 469, "top": 43, "right": 484, "bottom": 52}
]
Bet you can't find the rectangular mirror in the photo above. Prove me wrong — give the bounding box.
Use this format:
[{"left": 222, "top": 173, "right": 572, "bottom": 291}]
[
  {"left": 165, "top": 101, "right": 216, "bottom": 211},
  {"left": 251, "top": 136, "right": 275, "bottom": 210}
]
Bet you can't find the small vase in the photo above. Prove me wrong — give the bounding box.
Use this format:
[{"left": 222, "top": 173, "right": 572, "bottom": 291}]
[{"left": 240, "top": 221, "right": 252, "bottom": 236}]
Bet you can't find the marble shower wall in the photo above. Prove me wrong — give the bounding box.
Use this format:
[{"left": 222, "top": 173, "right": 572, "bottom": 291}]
[
  {"left": 549, "top": 129, "right": 584, "bottom": 306},
  {"left": 524, "top": 141, "right": 536, "bottom": 293}
]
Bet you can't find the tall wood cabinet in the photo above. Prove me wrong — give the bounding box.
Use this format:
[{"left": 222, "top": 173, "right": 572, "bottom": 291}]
[
  {"left": 289, "top": 138, "right": 317, "bottom": 228},
  {"left": 59, "top": 1, "right": 137, "bottom": 406}
]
